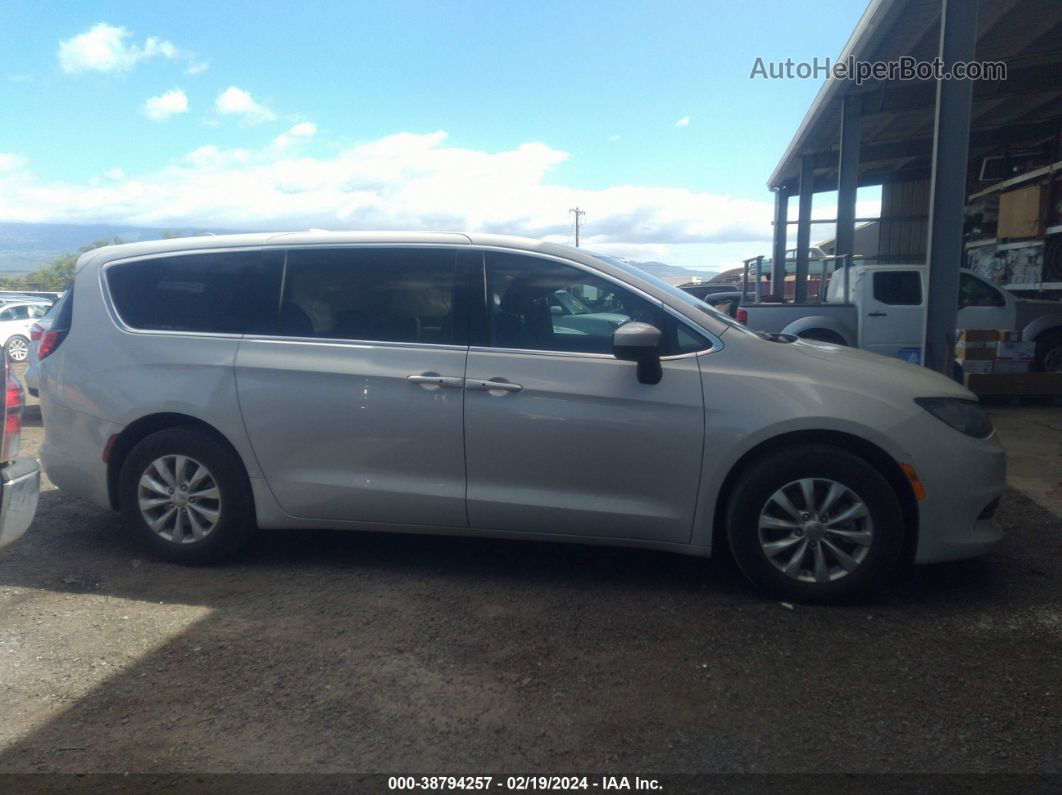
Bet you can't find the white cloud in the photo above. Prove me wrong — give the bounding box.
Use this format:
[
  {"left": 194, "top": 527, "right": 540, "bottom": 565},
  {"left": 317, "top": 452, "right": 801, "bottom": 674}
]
[
  {"left": 215, "top": 86, "right": 276, "bottom": 124},
  {"left": 184, "top": 61, "right": 209, "bottom": 76},
  {"left": 143, "top": 88, "right": 189, "bottom": 122},
  {"left": 58, "top": 23, "right": 182, "bottom": 74},
  {"left": 0, "top": 132, "right": 774, "bottom": 263},
  {"left": 675, "top": 116, "right": 690, "bottom": 128},
  {"left": 272, "top": 121, "right": 317, "bottom": 148},
  {"left": 104, "top": 168, "right": 126, "bottom": 180},
  {"left": 608, "top": 134, "right": 621, "bottom": 141},
  {"left": 0, "top": 153, "right": 25, "bottom": 173}
]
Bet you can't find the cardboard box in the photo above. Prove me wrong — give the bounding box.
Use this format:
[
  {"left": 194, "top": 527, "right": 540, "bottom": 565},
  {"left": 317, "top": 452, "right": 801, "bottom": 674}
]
[
  {"left": 995, "top": 341, "right": 1036, "bottom": 361},
  {"left": 955, "top": 345, "right": 996, "bottom": 361},
  {"left": 956, "top": 328, "right": 998, "bottom": 343},
  {"left": 959, "top": 360, "right": 994, "bottom": 374},
  {"left": 998, "top": 183, "right": 1047, "bottom": 239},
  {"left": 993, "top": 360, "right": 1030, "bottom": 374}
]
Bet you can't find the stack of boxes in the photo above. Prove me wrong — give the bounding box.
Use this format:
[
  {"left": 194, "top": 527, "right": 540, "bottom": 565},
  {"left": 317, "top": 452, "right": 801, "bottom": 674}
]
[{"left": 954, "top": 329, "right": 1036, "bottom": 377}]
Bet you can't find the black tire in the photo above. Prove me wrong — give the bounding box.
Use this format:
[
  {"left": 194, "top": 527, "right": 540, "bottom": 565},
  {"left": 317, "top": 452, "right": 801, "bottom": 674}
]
[
  {"left": 6, "top": 335, "right": 30, "bottom": 363},
  {"left": 725, "top": 444, "right": 905, "bottom": 603},
  {"left": 119, "top": 427, "right": 255, "bottom": 564},
  {"left": 798, "top": 329, "right": 847, "bottom": 345},
  {"left": 1035, "top": 330, "right": 1062, "bottom": 373}
]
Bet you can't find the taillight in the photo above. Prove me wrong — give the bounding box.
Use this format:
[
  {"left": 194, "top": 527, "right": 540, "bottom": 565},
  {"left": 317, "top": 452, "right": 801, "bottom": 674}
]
[
  {"left": 3, "top": 373, "right": 23, "bottom": 460},
  {"left": 30, "top": 323, "right": 44, "bottom": 342},
  {"left": 736, "top": 307, "right": 748, "bottom": 325},
  {"left": 37, "top": 328, "right": 68, "bottom": 360}
]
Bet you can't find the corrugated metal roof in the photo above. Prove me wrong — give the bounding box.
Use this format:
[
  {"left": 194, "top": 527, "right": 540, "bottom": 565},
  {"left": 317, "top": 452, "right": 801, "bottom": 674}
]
[{"left": 768, "top": 0, "right": 1062, "bottom": 191}]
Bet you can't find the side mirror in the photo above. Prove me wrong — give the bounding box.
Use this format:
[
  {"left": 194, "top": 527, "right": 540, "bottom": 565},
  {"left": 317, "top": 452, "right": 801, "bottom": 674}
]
[
  {"left": 550, "top": 305, "right": 563, "bottom": 315},
  {"left": 612, "top": 321, "right": 663, "bottom": 385}
]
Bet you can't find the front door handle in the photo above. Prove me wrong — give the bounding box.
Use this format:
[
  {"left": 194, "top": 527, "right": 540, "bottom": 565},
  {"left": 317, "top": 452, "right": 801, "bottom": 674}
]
[
  {"left": 868, "top": 311, "right": 887, "bottom": 317},
  {"left": 466, "top": 378, "right": 523, "bottom": 394},
  {"left": 407, "top": 373, "right": 464, "bottom": 390}
]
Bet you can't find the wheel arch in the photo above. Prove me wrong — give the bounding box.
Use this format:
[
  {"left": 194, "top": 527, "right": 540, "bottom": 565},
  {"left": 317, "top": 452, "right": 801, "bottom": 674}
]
[
  {"left": 106, "top": 412, "right": 248, "bottom": 510},
  {"left": 711, "top": 429, "right": 919, "bottom": 565},
  {"left": 1021, "top": 316, "right": 1062, "bottom": 343},
  {"left": 780, "top": 316, "right": 856, "bottom": 346}
]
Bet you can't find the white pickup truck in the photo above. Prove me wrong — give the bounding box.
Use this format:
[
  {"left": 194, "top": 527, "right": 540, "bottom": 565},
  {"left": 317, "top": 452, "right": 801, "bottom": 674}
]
[{"left": 738, "top": 264, "right": 1062, "bottom": 371}]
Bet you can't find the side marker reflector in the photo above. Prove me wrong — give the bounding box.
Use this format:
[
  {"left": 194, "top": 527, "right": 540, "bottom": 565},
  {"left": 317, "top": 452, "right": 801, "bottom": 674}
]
[{"left": 900, "top": 463, "right": 926, "bottom": 501}]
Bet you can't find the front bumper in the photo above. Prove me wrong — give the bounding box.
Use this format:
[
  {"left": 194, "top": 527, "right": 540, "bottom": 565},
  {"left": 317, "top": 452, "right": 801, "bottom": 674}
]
[
  {"left": 0, "top": 457, "right": 40, "bottom": 549},
  {"left": 907, "top": 416, "right": 1007, "bottom": 564}
]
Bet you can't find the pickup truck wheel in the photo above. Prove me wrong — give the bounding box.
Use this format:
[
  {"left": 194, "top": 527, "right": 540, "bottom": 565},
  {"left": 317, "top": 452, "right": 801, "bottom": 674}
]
[
  {"left": 119, "top": 427, "right": 255, "bottom": 564},
  {"left": 725, "top": 445, "right": 905, "bottom": 603},
  {"left": 1036, "top": 330, "right": 1062, "bottom": 372}
]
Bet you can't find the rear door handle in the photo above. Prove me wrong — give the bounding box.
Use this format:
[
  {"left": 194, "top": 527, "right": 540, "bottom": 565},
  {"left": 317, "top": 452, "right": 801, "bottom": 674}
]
[
  {"left": 466, "top": 378, "right": 523, "bottom": 394},
  {"left": 407, "top": 374, "right": 464, "bottom": 390},
  {"left": 868, "top": 311, "right": 887, "bottom": 317}
]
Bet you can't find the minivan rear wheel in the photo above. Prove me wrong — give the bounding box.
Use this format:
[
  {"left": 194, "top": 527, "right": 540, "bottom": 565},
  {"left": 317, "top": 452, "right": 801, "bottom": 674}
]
[
  {"left": 119, "top": 427, "right": 255, "bottom": 564},
  {"left": 725, "top": 445, "right": 905, "bottom": 603}
]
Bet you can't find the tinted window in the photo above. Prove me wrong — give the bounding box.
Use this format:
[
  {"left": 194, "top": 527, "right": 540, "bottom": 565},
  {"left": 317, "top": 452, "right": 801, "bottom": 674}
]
[
  {"left": 872, "top": 271, "right": 922, "bottom": 305},
  {"left": 281, "top": 248, "right": 462, "bottom": 345},
  {"left": 485, "top": 252, "right": 708, "bottom": 355},
  {"left": 959, "top": 272, "right": 1005, "bottom": 308},
  {"left": 107, "top": 251, "right": 282, "bottom": 334}
]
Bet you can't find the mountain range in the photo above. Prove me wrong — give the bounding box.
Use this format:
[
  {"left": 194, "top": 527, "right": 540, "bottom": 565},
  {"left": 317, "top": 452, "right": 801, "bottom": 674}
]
[{"left": 0, "top": 221, "right": 718, "bottom": 280}]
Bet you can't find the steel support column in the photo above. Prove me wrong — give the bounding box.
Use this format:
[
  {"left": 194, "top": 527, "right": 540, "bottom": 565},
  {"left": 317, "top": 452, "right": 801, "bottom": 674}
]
[
  {"left": 794, "top": 155, "right": 814, "bottom": 303},
  {"left": 771, "top": 188, "right": 788, "bottom": 297},
  {"left": 835, "top": 94, "right": 861, "bottom": 266},
  {"left": 923, "top": 0, "right": 978, "bottom": 373}
]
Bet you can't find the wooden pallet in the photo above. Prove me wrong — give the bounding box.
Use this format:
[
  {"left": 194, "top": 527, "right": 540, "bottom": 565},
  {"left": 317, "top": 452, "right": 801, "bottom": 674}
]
[{"left": 964, "top": 372, "right": 1062, "bottom": 399}]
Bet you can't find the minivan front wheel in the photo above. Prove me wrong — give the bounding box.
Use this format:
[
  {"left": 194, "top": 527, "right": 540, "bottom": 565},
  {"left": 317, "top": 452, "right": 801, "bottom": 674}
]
[
  {"left": 120, "top": 427, "right": 255, "bottom": 564},
  {"left": 725, "top": 445, "right": 905, "bottom": 603}
]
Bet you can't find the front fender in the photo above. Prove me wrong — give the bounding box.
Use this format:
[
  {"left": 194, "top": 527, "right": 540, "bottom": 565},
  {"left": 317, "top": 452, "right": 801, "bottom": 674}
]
[
  {"left": 781, "top": 315, "right": 856, "bottom": 346},
  {"left": 1021, "top": 315, "right": 1062, "bottom": 342}
]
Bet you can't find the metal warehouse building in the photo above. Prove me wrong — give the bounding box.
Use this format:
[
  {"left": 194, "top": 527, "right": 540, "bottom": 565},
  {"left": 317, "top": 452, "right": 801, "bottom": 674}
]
[{"left": 767, "top": 0, "right": 1062, "bottom": 373}]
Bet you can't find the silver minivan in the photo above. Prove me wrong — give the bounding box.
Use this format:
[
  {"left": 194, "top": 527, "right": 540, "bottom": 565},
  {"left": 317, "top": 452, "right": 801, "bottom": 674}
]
[{"left": 38, "top": 232, "right": 1006, "bottom": 602}]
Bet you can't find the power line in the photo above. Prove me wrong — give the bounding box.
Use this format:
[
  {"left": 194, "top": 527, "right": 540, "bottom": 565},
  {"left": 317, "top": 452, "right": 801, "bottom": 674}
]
[{"left": 569, "top": 207, "right": 586, "bottom": 247}]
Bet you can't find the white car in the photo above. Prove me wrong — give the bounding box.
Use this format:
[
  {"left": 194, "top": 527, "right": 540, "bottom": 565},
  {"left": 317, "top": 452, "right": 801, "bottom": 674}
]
[
  {"left": 23, "top": 309, "right": 56, "bottom": 397},
  {"left": 1, "top": 302, "right": 49, "bottom": 363},
  {"left": 37, "top": 232, "right": 1006, "bottom": 603}
]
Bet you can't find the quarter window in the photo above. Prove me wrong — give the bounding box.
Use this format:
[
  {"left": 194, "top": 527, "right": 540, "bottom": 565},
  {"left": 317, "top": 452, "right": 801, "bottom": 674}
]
[
  {"left": 280, "top": 248, "right": 463, "bottom": 345},
  {"left": 484, "top": 253, "right": 708, "bottom": 356},
  {"left": 107, "top": 251, "right": 282, "bottom": 334},
  {"left": 872, "top": 271, "right": 922, "bottom": 305}
]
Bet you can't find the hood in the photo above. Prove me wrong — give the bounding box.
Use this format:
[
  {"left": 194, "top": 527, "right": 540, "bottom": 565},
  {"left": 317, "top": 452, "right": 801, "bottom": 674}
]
[{"left": 782, "top": 338, "right": 974, "bottom": 400}]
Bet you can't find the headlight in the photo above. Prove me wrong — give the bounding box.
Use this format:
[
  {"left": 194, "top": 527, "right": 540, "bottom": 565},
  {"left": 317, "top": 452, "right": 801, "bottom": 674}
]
[{"left": 915, "top": 397, "right": 993, "bottom": 438}]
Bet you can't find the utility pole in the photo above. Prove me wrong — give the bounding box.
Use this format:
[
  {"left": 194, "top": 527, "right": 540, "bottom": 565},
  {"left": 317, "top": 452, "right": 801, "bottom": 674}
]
[{"left": 569, "top": 207, "right": 586, "bottom": 247}]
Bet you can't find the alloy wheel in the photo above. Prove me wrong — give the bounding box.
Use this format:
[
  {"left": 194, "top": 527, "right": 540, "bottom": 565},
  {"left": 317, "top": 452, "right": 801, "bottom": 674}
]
[
  {"left": 138, "top": 455, "right": 222, "bottom": 544},
  {"left": 757, "top": 478, "right": 874, "bottom": 584},
  {"left": 7, "top": 338, "right": 28, "bottom": 362}
]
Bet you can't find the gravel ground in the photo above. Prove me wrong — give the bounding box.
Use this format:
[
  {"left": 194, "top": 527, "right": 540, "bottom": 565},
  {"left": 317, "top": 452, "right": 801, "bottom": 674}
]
[{"left": 1, "top": 386, "right": 1060, "bottom": 774}]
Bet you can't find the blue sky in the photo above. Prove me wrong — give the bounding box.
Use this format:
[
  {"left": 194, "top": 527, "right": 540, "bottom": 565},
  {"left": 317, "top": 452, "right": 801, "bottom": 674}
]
[{"left": 0, "top": 0, "right": 874, "bottom": 270}]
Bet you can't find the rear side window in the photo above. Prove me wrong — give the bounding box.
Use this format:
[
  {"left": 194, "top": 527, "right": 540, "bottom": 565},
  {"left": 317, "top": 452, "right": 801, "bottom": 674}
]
[
  {"left": 280, "top": 248, "right": 464, "bottom": 345},
  {"left": 107, "top": 251, "right": 282, "bottom": 334},
  {"left": 872, "top": 271, "right": 922, "bottom": 305}
]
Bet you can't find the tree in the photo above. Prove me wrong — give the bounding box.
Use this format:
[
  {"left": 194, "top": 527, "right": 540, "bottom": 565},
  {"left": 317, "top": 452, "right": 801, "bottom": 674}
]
[{"left": 20, "top": 237, "right": 124, "bottom": 292}]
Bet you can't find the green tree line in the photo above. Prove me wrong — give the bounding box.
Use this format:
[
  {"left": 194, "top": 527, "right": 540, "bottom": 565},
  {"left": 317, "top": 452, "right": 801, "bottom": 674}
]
[{"left": 0, "top": 231, "right": 187, "bottom": 293}]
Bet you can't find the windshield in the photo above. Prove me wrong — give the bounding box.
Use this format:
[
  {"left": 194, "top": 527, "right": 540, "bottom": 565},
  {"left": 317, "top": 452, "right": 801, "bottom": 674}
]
[
  {"left": 589, "top": 253, "right": 757, "bottom": 335},
  {"left": 552, "top": 290, "right": 591, "bottom": 315}
]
